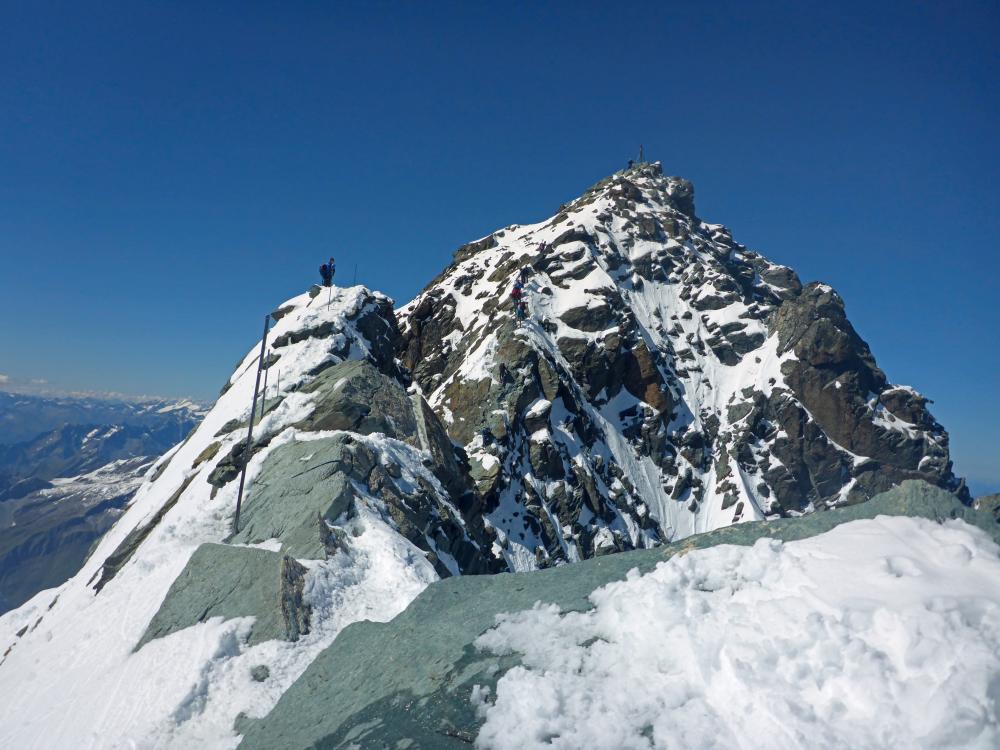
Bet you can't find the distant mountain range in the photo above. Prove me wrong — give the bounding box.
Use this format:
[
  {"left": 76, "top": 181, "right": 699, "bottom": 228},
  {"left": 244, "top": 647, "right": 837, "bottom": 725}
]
[
  {"left": 0, "top": 390, "right": 205, "bottom": 445},
  {"left": 0, "top": 392, "right": 204, "bottom": 613}
]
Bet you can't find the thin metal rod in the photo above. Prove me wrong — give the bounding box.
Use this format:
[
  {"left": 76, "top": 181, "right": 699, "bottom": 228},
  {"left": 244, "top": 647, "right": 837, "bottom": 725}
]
[
  {"left": 327, "top": 256, "right": 334, "bottom": 308},
  {"left": 259, "top": 352, "right": 270, "bottom": 424},
  {"left": 233, "top": 314, "right": 270, "bottom": 534}
]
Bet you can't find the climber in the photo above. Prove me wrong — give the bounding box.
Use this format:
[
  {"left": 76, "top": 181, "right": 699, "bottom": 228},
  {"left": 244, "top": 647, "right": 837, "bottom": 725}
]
[
  {"left": 319, "top": 257, "right": 336, "bottom": 287},
  {"left": 627, "top": 159, "right": 634, "bottom": 170},
  {"left": 518, "top": 265, "right": 532, "bottom": 283},
  {"left": 511, "top": 276, "right": 530, "bottom": 321}
]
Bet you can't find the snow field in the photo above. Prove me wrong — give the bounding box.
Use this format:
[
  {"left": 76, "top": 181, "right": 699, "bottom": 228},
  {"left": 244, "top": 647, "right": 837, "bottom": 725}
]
[{"left": 473, "top": 515, "right": 1000, "bottom": 750}]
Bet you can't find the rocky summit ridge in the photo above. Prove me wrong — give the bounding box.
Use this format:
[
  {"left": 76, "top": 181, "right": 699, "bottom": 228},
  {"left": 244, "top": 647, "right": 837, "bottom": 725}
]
[
  {"left": 0, "top": 163, "right": 973, "bottom": 748},
  {"left": 399, "top": 161, "right": 966, "bottom": 566}
]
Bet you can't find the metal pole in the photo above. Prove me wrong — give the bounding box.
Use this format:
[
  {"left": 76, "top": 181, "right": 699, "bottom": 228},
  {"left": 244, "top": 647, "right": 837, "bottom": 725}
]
[
  {"left": 327, "top": 256, "right": 335, "bottom": 308},
  {"left": 233, "top": 314, "right": 270, "bottom": 534},
  {"left": 259, "top": 353, "right": 270, "bottom": 424}
]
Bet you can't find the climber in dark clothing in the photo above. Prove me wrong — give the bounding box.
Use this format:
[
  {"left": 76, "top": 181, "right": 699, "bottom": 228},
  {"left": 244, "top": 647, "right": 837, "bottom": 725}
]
[
  {"left": 510, "top": 279, "right": 527, "bottom": 320},
  {"left": 319, "top": 257, "right": 336, "bottom": 287}
]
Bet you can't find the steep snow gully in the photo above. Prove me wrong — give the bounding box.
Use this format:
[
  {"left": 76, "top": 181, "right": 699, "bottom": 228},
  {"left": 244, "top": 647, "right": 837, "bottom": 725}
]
[{"left": 0, "top": 163, "right": 989, "bottom": 749}]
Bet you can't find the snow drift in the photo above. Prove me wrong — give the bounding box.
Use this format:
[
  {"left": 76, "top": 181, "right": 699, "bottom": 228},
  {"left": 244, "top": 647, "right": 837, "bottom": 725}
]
[{"left": 474, "top": 515, "right": 1000, "bottom": 750}]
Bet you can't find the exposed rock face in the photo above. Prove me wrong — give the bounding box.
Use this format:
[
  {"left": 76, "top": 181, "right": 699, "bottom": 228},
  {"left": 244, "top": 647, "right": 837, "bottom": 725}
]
[
  {"left": 768, "top": 284, "right": 959, "bottom": 506},
  {"left": 978, "top": 493, "right": 1000, "bottom": 524},
  {"left": 228, "top": 434, "right": 495, "bottom": 577},
  {"left": 397, "top": 161, "right": 967, "bottom": 569},
  {"left": 136, "top": 544, "right": 310, "bottom": 649}
]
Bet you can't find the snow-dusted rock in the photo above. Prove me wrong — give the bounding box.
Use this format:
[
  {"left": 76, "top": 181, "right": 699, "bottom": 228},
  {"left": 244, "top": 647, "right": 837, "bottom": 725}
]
[{"left": 398, "top": 161, "right": 967, "bottom": 568}]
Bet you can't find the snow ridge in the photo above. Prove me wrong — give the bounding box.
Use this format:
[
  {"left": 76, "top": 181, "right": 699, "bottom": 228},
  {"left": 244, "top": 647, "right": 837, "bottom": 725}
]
[{"left": 0, "top": 286, "right": 447, "bottom": 749}]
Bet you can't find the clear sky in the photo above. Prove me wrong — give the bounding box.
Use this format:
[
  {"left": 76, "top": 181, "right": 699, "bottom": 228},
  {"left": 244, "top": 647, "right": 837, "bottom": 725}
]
[{"left": 0, "top": 1, "right": 997, "bottom": 493}]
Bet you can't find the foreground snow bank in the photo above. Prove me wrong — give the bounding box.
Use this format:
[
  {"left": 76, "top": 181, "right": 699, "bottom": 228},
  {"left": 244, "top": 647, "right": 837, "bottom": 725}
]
[{"left": 474, "top": 515, "right": 1000, "bottom": 750}]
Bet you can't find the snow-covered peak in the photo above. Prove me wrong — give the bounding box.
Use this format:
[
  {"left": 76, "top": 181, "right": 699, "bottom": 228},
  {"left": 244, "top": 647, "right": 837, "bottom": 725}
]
[
  {"left": 397, "top": 164, "right": 965, "bottom": 568},
  {"left": 0, "top": 165, "right": 972, "bottom": 750}
]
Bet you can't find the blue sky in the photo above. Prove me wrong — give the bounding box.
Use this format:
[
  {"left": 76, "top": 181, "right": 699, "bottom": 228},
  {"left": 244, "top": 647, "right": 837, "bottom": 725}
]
[{"left": 0, "top": 1, "right": 997, "bottom": 492}]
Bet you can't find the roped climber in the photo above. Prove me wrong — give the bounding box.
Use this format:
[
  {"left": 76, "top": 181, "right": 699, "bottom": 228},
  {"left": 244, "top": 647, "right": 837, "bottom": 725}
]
[
  {"left": 319, "top": 257, "right": 336, "bottom": 287},
  {"left": 510, "top": 278, "right": 528, "bottom": 321}
]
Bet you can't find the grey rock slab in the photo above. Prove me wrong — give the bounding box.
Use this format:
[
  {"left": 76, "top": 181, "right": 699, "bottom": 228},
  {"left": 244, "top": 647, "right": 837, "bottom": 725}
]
[
  {"left": 230, "top": 436, "right": 366, "bottom": 559},
  {"left": 295, "top": 360, "right": 417, "bottom": 442},
  {"left": 137, "top": 543, "right": 309, "bottom": 650}
]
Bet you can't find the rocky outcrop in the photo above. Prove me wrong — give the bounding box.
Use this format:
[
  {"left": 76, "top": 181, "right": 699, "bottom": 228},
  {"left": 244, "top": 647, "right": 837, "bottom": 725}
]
[
  {"left": 978, "top": 493, "right": 1000, "bottom": 524},
  {"left": 136, "top": 544, "right": 310, "bottom": 649},
  {"left": 764, "top": 283, "right": 964, "bottom": 506},
  {"left": 294, "top": 360, "right": 415, "bottom": 435},
  {"left": 229, "top": 437, "right": 359, "bottom": 559}
]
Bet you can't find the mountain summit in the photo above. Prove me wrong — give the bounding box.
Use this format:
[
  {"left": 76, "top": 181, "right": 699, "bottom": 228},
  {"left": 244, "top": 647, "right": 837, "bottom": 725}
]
[
  {"left": 0, "top": 164, "right": 970, "bottom": 747},
  {"left": 399, "top": 161, "right": 965, "bottom": 564}
]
